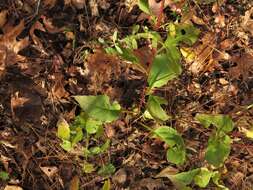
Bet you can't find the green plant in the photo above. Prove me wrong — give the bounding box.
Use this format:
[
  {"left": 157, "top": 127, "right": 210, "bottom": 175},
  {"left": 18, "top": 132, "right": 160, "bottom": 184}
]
[
  {"left": 57, "top": 95, "right": 120, "bottom": 177},
  {"left": 0, "top": 171, "right": 9, "bottom": 181},
  {"left": 195, "top": 114, "right": 234, "bottom": 167},
  {"left": 156, "top": 167, "right": 228, "bottom": 190},
  {"left": 153, "top": 126, "right": 185, "bottom": 165}
]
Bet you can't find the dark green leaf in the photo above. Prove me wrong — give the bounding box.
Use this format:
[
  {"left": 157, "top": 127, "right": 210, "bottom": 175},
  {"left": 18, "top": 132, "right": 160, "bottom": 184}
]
[
  {"left": 85, "top": 118, "right": 102, "bottom": 134},
  {"left": 171, "top": 168, "right": 200, "bottom": 186},
  {"left": 89, "top": 146, "right": 102, "bottom": 155},
  {"left": 167, "top": 146, "right": 185, "bottom": 165},
  {"left": 195, "top": 114, "right": 234, "bottom": 133},
  {"left": 147, "top": 95, "right": 170, "bottom": 122},
  {"left": 74, "top": 95, "right": 121, "bottom": 123},
  {"left": 98, "top": 163, "right": 116, "bottom": 177},
  {"left": 205, "top": 135, "right": 231, "bottom": 167},
  {"left": 148, "top": 53, "right": 182, "bottom": 89},
  {"left": 212, "top": 171, "right": 229, "bottom": 190},
  {"left": 138, "top": 0, "right": 151, "bottom": 15},
  {"left": 71, "top": 127, "right": 83, "bottom": 145},
  {"left": 194, "top": 168, "right": 213, "bottom": 188},
  {"left": 154, "top": 126, "right": 184, "bottom": 147},
  {"left": 154, "top": 126, "right": 185, "bottom": 165},
  {"left": 0, "top": 171, "right": 9, "bottom": 181}
]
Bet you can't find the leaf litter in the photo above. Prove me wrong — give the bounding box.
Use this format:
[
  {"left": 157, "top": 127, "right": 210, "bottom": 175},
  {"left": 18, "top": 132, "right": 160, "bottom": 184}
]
[{"left": 0, "top": 0, "right": 253, "bottom": 190}]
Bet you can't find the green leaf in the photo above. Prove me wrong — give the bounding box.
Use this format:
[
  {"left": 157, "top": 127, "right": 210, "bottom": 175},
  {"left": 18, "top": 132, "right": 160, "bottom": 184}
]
[
  {"left": 170, "top": 168, "right": 200, "bottom": 186},
  {"left": 83, "top": 163, "right": 95, "bottom": 173},
  {"left": 154, "top": 126, "right": 184, "bottom": 147},
  {"left": 60, "top": 140, "right": 72, "bottom": 151},
  {"left": 148, "top": 53, "right": 182, "bottom": 89},
  {"left": 0, "top": 171, "right": 9, "bottom": 181},
  {"left": 154, "top": 126, "right": 185, "bottom": 165},
  {"left": 100, "top": 139, "right": 111, "bottom": 152},
  {"left": 85, "top": 118, "right": 102, "bottom": 134},
  {"left": 71, "top": 113, "right": 87, "bottom": 129},
  {"left": 195, "top": 114, "right": 234, "bottom": 133},
  {"left": 175, "top": 24, "right": 200, "bottom": 45},
  {"left": 112, "top": 31, "right": 118, "bottom": 43},
  {"left": 166, "top": 24, "right": 200, "bottom": 46},
  {"left": 212, "top": 171, "right": 229, "bottom": 190},
  {"left": 74, "top": 95, "right": 121, "bottom": 122},
  {"left": 57, "top": 117, "right": 71, "bottom": 140},
  {"left": 115, "top": 44, "right": 123, "bottom": 54},
  {"left": 71, "top": 127, "right": 83, "bottom": 145},
  {"left": 138, "top": 0, "right": 151, "bottom": 15},
  {"left": 89, "top": 146, "right": 102, "bottom": 155},
  {"left": 89, "top": 140, "right": 111, "bottom": 155},
  {"left": 147, "top": 95, "right": 170, "bottom": 122},
  {"left": 167, "top": 146, "right": 185, "bottom": 165},
  {"left": 98, "top": 163, "right": 116, "bottom": 177},
  {"left": 205, "top": 135, "right": 231, "bottom": 167},
  {"left": 102, "top": 179, "right": 111, "bottom": 190},
  {"left": 194, "top": 168, "right": 213, "bottom": 188}
]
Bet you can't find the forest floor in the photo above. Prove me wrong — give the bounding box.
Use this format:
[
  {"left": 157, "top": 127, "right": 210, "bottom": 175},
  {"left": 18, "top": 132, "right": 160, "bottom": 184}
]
[{"left": 0, "top": 0, "right": 253, "bottom": 190}]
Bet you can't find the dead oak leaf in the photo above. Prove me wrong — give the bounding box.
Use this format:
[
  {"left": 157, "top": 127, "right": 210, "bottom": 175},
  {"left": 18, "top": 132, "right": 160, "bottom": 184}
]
[
  {"left": 189, "top": 33, "right": 216, "bottom": 74},
  {"left": 241, "top": 7, "right": 253, "bottom": 36},
  {"left": 229, "top": 53, "right": 253, "bottom": 80},
  {"left": 0, "top": 20, "right": 29, "bottom": 77},
  {"left": 0, "top": 10, "right": 8, "bottom": 28},
  {"left": 29, "top": 21, "right": 48, "bottom": 55}
]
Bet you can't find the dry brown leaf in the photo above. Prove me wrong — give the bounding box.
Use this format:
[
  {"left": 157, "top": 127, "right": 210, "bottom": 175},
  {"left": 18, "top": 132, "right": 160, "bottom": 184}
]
[
  {"left": 11, "top": 92, "right": 30, "bottom": 112},
  {"left": 41, "top": 15, "right": 65, "bottom": 33},
  {"left": 29, "top": 21, "right": 48, "bottom": 55},
  {"left": 86, "top": 49, "right": 120, "bottom": 91},
  {"left": 89, "top": 0, "right": 99, "bottom": 16},
  {"left": 229, "top": 53, "right": 253, "bottom": 80},
  {"left": 189, "top": 33, "right": 215, "bottom": 74},
  {"left": 43, "top": 0, "right": 57, "bottom": 8},
  {"left": 64, "top": 0, "right": 72, "bottom": 6},
  {"left": 133, "top": 46, "right": 155, "bottom": 73},
  {"left": 72, "top": 0, "right": 86, "bottom": 9},
  {"left": 70, "top": 175, "right": 80, "bottom": 190},
  {"left": 0, "top": 20, "right": 29, "bottom": 77},
  {"left": 220, "top": 39, "right": 235, "bottom": 50},
  {"left": 112, "top": 168, "right": 127, "bottom": 185},
  {"left": 51, "top": 73, "right": 69, "bottom": 100},
  {"left": 215, "top": 14, "right": 225, "bottom": 28},
  {"left": 40, "top": 166, "right": 58, "bottom": 179},
  {"left": 0, "top": 10, "right": 8, "bottom": 28},
  {"left": 241, "top": 7, "right": 253, "bottom": 36},
  {"left": 4, "top": 186, "right": 23, "bottom": 190}
]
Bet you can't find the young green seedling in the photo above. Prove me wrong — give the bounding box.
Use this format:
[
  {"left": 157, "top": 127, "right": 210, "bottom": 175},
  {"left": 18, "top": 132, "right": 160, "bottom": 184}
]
[{"left": 195, "top": 114, "right": 234, "bottom": 167}]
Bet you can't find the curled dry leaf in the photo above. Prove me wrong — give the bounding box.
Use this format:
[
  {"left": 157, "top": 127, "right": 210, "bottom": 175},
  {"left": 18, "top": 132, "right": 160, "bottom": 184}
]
[
  {"left": 29, "top": 21, "right": 48, "bottom": 55},
  {"left": 0, "top": 20, "right": 29, "bottom": 77},
  {"left": 41, "top": 15, "right": 65, "bottom": 33},
  {"left": 189, "top": 33, "right": 215, "bottom": 74},
  {"left": 241, "top": 7, "right": 253, "bottom": 36},
  {"left": 86, "top": 49, "right": 120, "bottom": 91},
  {"left": 72, "top": 0, "right": 86, "bottom": 9},
  {"left": 40, "top": 166, "right": 58, "bottom": 179},
  {"left": 70, "top": 175, "right": 80, "bottom": 190},
  {"left": 51, "top": 73, "right": 69, "bottom": 100},
  {"left": 229, "top": 53, "right": 253, "bottom": 80},
  {"left": 220, "top": 39, "right": 235, "bottom": 50},
  {"left": 43, "top": 0, "right": 57, "bottom": 8},
  {"left": 0, "top": 10, "right": 8, "bottom": 28},
  {"left": 89, "top": 0, "right": 99, "bottom": 16},
  {"left": 214, "top": 14, "right": 225, "bottom": 28},
  {"left": 4, "top": 186, "right": 23, "bottom": 190}
]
